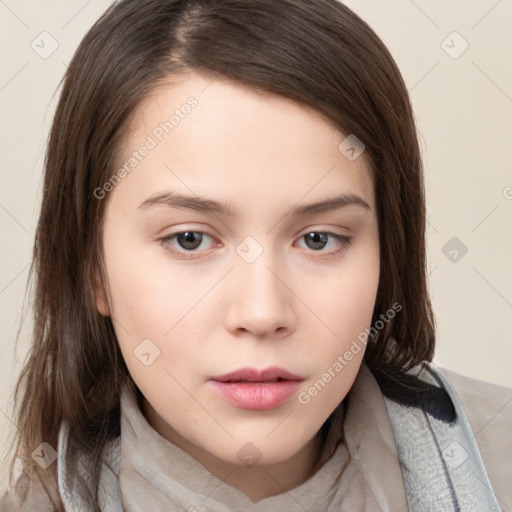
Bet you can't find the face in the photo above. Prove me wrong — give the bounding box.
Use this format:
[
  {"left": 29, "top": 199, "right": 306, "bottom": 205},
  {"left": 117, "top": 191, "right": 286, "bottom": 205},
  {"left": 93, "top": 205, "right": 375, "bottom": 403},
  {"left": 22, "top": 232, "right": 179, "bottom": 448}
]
[{"left": 95, "top": 71, "right": 380, "bottom": 468}]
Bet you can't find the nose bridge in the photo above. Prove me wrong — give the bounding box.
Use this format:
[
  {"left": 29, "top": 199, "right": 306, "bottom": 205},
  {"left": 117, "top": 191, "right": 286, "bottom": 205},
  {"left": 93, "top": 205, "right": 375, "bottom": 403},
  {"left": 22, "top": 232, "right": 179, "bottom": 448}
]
[
  {"left": 235, "top": 234, "right": 283, "bottom": 301},
  {"left": 226, "top": 234, "right": 293, "bottom": 335}
]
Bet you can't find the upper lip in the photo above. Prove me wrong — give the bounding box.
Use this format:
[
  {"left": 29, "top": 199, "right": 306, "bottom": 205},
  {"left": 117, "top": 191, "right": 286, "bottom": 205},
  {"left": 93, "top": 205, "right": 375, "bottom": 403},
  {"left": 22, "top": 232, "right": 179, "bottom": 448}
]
[{"left": 210, "top": 366, "right": 303, "bottom": 383}]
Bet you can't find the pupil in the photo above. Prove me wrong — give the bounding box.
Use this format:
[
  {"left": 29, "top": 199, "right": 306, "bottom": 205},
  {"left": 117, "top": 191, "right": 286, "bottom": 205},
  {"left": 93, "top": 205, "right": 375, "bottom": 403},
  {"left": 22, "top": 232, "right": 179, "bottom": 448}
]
[
  {"left": 307, "top": 232, "right": 327, "bottom": 250},
  {"left": 180, "top": 231, "right": 201, "bottom": 249}
]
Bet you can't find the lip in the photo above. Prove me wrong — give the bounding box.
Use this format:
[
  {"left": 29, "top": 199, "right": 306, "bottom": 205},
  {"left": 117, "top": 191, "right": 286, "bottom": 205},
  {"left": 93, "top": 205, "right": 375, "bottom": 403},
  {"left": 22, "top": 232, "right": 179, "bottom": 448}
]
[
  {"left": 209, "top": 366, "right": 303, "bottom": 410},
  {"left": 210, "top": 366, "right": 303, "bottom": 383}
]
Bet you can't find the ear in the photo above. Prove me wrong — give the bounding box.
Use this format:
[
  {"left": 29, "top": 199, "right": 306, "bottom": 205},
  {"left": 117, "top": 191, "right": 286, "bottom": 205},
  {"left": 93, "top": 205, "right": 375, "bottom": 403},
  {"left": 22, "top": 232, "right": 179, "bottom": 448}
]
[{"left": 93, "top": 262, "right": 110, "bottom": 317}]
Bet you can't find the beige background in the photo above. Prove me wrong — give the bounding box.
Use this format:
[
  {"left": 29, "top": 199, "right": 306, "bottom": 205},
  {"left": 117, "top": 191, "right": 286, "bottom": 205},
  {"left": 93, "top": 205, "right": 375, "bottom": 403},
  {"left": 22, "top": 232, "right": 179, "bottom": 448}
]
[{"left": 1, "top": 0, "right": 511, "bottom": 489}]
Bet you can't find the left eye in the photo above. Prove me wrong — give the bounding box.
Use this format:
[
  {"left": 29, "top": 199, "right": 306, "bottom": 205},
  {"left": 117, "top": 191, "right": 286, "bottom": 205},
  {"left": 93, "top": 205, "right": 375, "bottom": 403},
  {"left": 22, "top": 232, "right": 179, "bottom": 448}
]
[
  {"left": 297, "top": 231, "right": 351, "bottom": 253},
  {"left": 160, "top": 230, "right": 351, "bottom": 258}
]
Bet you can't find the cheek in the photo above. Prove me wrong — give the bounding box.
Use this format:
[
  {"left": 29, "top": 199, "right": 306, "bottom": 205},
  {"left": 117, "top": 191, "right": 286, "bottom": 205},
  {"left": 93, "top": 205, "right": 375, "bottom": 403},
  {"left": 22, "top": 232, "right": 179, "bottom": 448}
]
[
  {"left": 108, "top": 269, "right": 172, "bottom": 339},
  {"left": 298, "top": 280, "right": 378, "bottom": 421},
  {"left": 311, "top": 247, "right": 380, "bottom": 375},
  {"left": 102, "top": 226, "right": 183, "bottom": 328},
  {"left": 331, "top": 278, "right": 379, "bottom": 338},
  {"left": 330, "top": 246, "right": 380, "bottom": 333},
  {"left": 103, "top": 241, "right": 214, "bottom": 374}
]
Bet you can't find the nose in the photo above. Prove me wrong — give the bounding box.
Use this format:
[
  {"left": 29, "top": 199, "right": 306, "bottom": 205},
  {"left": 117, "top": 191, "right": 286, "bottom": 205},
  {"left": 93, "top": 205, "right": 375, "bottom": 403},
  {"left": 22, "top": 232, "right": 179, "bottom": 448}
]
[{"left": 223, "top": 243, "right": 296, "bottom": 340}]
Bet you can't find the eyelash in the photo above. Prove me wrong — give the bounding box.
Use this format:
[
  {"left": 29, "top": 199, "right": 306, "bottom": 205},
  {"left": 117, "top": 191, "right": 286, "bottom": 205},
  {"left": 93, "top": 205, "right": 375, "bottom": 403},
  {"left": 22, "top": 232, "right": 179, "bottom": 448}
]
[{"left": 159, "top": 229, "right": 352, "bottom": 259}]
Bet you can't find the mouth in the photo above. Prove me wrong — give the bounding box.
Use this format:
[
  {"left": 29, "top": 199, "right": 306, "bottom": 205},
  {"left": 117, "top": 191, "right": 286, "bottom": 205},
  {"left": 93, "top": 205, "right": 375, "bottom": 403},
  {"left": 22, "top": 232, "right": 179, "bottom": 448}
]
[
  {"left": 225, "top": 378, "right": 286, "bottom": 383},
  {"left": 209, "top": 366, "right": 303, "bottom": 410},
  {"left": 210, "top": 366, "right": 303, "bottom": 383}
]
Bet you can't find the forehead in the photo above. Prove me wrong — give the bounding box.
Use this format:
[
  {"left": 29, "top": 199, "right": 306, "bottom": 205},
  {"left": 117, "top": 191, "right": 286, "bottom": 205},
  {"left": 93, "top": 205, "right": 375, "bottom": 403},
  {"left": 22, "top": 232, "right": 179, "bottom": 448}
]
[{"left": 111, "top": 71, "right": 375, "bottom": 216}]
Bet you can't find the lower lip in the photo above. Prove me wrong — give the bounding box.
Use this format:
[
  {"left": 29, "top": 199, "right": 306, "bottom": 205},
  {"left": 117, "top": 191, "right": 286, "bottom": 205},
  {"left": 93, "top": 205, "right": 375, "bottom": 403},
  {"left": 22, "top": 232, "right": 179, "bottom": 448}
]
[{"left": 209, "top": 380, "right": 302, "bottom": 410}]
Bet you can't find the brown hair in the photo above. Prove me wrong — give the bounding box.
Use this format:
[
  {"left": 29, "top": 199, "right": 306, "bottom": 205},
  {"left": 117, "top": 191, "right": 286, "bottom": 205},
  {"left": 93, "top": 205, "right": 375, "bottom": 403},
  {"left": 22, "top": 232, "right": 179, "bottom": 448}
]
[{"left": 3, "top": 0, "right": 435, "bottom": 508}]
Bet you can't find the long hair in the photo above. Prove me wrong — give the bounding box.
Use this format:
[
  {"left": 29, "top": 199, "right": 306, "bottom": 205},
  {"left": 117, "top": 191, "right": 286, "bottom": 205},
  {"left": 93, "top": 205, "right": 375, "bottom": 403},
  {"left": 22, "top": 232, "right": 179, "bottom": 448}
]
[{"left": 3, "top": 0, "right": 435, "bottom": 508}]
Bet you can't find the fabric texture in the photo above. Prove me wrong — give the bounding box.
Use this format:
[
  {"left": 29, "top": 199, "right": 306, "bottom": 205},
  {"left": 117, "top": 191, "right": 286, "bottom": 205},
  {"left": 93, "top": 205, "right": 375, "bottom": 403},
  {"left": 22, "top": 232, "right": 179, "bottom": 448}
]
[
  {"left": 2, "top": 361, "right": 510, "bottom": 511},
  {"left": 382, "top": 363, "right": 502, "bottom": 511},
  {"left": 439, "top": 366, "right": 512, "bottom": 511}
]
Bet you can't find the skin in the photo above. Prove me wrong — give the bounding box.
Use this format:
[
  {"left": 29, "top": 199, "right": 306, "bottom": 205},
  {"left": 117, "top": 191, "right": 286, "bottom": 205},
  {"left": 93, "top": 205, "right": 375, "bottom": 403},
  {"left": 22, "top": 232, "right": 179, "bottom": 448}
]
[{"left": 94, "top": 71, "right": 380, "bottom": 502}]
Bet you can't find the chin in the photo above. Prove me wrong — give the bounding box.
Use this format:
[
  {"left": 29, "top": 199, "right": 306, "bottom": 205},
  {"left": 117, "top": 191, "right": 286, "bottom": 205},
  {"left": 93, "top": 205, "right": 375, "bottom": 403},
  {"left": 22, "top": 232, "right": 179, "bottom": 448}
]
[{"left": 208, "top": 436, "right": 307, "bottom": 468}]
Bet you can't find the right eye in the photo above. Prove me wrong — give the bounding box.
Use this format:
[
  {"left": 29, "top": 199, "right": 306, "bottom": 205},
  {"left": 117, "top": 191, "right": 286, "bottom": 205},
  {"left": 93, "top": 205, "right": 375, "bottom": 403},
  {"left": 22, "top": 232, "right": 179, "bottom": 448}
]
[{"left": 160, "top": 230, "right": 217, "bottom": 258}]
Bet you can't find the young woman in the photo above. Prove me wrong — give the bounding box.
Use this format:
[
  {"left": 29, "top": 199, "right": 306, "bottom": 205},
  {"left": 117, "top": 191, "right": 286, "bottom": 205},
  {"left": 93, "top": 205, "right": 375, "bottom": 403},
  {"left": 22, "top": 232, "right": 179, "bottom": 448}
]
[{"left": 2, "top": 0, "right": 511, "bottom": 510}]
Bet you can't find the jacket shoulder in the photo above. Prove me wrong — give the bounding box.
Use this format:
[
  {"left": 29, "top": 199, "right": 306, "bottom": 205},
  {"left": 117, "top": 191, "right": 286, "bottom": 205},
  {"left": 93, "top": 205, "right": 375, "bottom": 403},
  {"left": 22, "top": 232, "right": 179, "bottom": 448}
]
[
  {"left": 438, "top": 366, "right": 512, "bottom": 509},
  {"left": 438, "top": 366, "right": 512, "bottom": 434},
  {"left": 1, "top": 468, "right": 63, "bottom": 512}
]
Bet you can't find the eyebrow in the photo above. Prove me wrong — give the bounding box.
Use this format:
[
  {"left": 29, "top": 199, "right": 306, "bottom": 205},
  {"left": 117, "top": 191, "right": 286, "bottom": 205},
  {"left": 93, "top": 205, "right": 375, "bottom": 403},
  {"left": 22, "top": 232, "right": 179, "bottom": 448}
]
[{"left": 137, "top": 191, "right": 372, "bottom": 216}]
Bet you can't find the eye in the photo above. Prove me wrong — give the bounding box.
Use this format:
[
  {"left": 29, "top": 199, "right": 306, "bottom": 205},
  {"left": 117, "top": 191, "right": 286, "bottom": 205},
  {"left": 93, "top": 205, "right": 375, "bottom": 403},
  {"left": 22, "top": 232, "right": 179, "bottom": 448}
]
[
  {"left": 296, "top": 231, "right": 352, "bottom": 255},
  {"left": 159, "top": 229, "right": 352, "bottom": 259},
  {"left": 161, "top": 230, "right": 216, "bottom": 257}
]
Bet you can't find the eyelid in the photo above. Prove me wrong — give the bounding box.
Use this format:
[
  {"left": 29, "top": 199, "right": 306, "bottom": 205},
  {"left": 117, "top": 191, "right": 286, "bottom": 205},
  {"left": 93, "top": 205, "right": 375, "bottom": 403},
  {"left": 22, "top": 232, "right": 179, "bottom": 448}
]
[
  {"left": 296, "top": 230, "right": 352, "bottom": 255},
  {"left": 159, "top": 227, "right": 352, "bottom": 258},
  {"left": 159, "top": 228, "right": 218, "bottom": 258}
]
